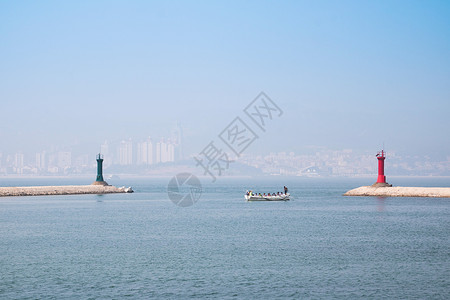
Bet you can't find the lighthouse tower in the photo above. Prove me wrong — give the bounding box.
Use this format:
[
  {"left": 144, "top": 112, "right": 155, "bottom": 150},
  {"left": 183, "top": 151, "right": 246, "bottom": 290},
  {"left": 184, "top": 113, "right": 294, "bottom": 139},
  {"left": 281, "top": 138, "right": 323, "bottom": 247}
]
[
  {"left": 92, "top": 153, "right": 108, "bottom": 186},
  {"left": 372, "top": 150, "right": 392, "bottom": 187}
]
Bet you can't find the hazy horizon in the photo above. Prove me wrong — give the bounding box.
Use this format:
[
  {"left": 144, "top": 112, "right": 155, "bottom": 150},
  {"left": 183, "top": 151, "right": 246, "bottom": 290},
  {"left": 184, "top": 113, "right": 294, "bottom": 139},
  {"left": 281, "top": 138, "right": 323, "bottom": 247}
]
[{"left": 1, "top": 1, "right": 449, "bottom": 163}]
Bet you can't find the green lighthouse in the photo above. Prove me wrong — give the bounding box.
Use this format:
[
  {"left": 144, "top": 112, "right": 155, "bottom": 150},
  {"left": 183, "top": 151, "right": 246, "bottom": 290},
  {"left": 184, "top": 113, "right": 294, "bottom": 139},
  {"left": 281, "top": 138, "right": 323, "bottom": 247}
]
[{"left": 92, "top": 153, "right": 108, "bottom": 186}]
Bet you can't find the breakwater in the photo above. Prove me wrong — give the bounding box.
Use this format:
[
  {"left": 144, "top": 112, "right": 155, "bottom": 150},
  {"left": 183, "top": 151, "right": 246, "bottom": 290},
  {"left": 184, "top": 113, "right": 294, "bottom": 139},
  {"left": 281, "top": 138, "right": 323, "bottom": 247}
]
[
  {"left": 0, "top": 185, "right": 133, "bottom": 197},
  {"left": 344, "top": 186, "right": 450, "bottom": 198}
]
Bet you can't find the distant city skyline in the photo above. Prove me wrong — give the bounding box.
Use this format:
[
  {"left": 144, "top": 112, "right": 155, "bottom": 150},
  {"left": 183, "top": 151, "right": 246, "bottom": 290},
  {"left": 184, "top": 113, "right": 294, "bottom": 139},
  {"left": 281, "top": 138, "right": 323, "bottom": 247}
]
[{"left": 1, "top": 143, "right": 448, "bottom": 177}]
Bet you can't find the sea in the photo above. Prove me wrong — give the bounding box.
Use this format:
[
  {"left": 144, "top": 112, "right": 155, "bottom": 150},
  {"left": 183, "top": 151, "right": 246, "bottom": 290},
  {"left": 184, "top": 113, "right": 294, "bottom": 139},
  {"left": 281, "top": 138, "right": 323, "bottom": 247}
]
[{"left": 1, "top": 176, "right": 449, "bottom": 299}]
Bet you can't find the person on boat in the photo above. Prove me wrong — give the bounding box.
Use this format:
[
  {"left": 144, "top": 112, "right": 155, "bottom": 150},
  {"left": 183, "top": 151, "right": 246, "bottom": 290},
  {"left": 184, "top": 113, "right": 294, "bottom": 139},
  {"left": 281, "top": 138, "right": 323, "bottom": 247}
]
[
  {"left": 284, "top": 186, "right": 288, "bottom": 194},
  {"left": 272, "top": 193, "right": 276, "bottom": 196}
]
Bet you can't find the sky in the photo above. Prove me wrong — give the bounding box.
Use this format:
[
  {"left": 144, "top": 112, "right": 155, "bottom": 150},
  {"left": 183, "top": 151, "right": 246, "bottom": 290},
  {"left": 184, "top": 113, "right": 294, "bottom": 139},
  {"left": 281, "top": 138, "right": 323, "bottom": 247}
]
[{"left": 1, "top": 0, "right": 449, "bottom": 160}]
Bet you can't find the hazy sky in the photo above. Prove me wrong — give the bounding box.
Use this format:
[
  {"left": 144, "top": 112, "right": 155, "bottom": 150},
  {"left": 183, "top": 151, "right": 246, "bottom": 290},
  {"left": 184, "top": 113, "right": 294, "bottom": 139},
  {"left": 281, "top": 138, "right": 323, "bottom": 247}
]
[{"left": 1, "top": 0, "right": 449, "bottom": 159}]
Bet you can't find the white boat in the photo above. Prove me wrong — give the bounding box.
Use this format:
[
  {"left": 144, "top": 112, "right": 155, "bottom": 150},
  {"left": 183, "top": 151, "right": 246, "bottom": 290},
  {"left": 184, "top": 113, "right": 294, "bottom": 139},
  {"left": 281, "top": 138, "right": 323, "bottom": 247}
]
[{"left": 245, "top": 193, "right": 290, "bottom": 201}]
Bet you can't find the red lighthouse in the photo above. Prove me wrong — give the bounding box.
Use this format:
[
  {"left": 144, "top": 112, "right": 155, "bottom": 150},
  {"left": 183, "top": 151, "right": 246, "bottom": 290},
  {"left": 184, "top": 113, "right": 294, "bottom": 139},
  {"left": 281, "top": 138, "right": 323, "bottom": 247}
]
[{"left": 372, "top": 150, "right": 392, "bottom": 187}]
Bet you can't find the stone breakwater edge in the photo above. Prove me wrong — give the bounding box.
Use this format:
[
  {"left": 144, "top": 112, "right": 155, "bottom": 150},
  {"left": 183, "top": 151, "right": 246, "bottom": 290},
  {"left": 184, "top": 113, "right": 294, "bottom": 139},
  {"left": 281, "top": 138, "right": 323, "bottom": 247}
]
[
  {"left": 344, "top": 186, "right": 450, "bottom": 198},
  {"left": 2, "top": 183, "right": 449, "bottom": 198},
  {"left": 0, "top": 185, "right": 133, "bottom": 197}
]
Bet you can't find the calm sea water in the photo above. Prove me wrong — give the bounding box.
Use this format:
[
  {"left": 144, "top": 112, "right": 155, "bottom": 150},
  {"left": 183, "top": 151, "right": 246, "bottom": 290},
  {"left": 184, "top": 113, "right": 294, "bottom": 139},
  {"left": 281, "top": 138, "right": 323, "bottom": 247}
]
[{"left": 1, "top": 177, "right": 449, "bottom": 299}]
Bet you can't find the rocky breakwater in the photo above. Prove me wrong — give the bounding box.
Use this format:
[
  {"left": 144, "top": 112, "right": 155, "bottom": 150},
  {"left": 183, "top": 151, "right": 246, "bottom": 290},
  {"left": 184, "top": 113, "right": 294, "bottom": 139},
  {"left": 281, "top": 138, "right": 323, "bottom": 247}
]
[
  {"left": 344, "top": 186, "right": 450, "bottom": 198},
  {"left": 0, "top": 185, "right": 133, "bottom": 197}
]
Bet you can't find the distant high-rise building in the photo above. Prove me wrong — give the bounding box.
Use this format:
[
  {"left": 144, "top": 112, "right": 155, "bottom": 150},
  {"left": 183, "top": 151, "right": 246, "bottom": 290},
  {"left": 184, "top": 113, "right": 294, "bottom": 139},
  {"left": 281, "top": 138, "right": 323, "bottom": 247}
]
[
  {"left": 155, "top": 138, "right": 176, "bottom": 163},
  {"left": 137, "top": 142, "right": 147, "bottom": 165},
  {"left": 14, "top": 152, "right": 24, "bottom": 174},
  {"left": 147, "top": 138, "right": 153, "bottom": 165},
  {"left": 57, "top": 152, "right": 72, "bottom": 169},
  {"left": 100, "top": 141, "right": 111, "bottom": 167},
  {"left": 137, "top": 137, "right": 153, "bottom": 165},
  {"left": 156, "top": 139, "right": 168, "bottom": 163},
  {"left": 119, "top": 140, "right": 133, "bottom": 165},
  {"left": 100, "top": 141, "right": 109, "bottom": 157},
  {"left": 173, "top": 122, "right": 183, "bottom": 160},
  {"left": 41, "top": 151, "right": 46, "bottom": 170},
  {"left": 161, "top": 140, "right": 168, "bottom": 162},
  {"left": 35, "top": 153, "right": 42, "bottom": 169},
  {"left": 156, "top": 139, "right": 163, "bottom": 163},
  {"left": 167, "top": 141, "right": 175, "bottom": 162}
]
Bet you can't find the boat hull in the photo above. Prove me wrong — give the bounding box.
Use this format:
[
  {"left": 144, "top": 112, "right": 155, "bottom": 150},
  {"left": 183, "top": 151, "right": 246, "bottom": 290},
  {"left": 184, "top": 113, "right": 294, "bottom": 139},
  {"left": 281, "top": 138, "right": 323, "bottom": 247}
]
[{"left": 245, "top": 193, "right": 290, "bottom": 201}]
